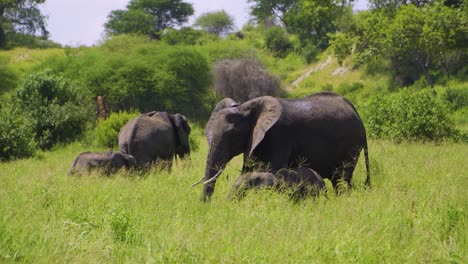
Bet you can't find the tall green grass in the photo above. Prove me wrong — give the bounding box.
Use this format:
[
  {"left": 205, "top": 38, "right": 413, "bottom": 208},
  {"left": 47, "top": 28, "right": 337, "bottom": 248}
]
[{"left": 0, "top": 137, "right": 466, "bottom": 263}]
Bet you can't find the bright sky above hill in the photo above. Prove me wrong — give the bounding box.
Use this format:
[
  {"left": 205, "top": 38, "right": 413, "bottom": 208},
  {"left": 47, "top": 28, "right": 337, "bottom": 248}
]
[{"left": 41, "top": 0, "right": 368, "bottom": 46}]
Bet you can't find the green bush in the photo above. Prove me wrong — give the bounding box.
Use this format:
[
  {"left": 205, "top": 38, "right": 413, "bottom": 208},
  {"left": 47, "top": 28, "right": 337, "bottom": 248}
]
[
  {"left": 336, "top": 82, "right": 363, "bottom": 96},
  {"left": 264, "top": 26, "right": 292, "bottom": 58},
  {"left": 188, "top": 124, "right": 203, "bottom": 152},
  {"left": 95, "top": 111, "right": 139, "bottom": 148},
  {"left": 0, "top": 101, "right": 37, "bottom": 160},
  {"left": 15, "top": 70, "right": 93, "bottom": 149},
  {"left": 156, "top": 47, "right": 212, "bottom": 116},
  {"left": 162, "top": 27, "right": 205, "bottom": 45},
  {"left": 443, "top": 87, "right": 468, "bottom": 111},
  {"left": 39, "top": 43, "right": 212, "bottom": 119},
  {"left": 301, "top": 43, "right": 319, "bottom": 63},
  {"left": 363, "top": 88, "right": 458, "bottom": 141}
]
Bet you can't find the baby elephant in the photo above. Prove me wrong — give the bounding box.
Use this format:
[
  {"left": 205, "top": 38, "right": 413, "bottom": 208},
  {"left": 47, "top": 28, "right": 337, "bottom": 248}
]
[
  {"left": 68, "top": 151, "right": 136, "bottom": 175},
  {"left": 230, "top": 167, "right": 325, "bottom": 200}
]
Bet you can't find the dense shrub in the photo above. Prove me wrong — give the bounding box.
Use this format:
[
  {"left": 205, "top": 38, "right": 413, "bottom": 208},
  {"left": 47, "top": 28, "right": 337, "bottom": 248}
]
[
  {"left": 157, "top": 48, "right": 212, "bottom": 116},
  {"left": 39, "top": 42, "right": 212, "bottom": 119},
  {"left": 264, "top": 26, "right": 292, "bottom": 58},
  {"left": 15, "top": 70, "right": 93, "bottom": 149},
  {"left": 328, "top": 33, "right": 357, "bottom": 66},
  {"left": 162, "top": 27, "right": 205, "bottom": 45},
  {"left": 363, "top": 88, "right": 458, "bottom": 141},
  {"left": 301, "top": 43, "right": 319, "bottom": 63},
  {"left": 95, "top": 111, "right": 139, "bottom": 148},
  {"left": 0, "top": 101, "right": 37, "bottom": 160},
  {"left": 214, "top": 58, "right": 281, "bottom": 102},
  {"left": 336, "top": 82, "right": 364, "bottom": 96},
  {"left": 443, "top": 87, "right": 468, "bottom": 111}
]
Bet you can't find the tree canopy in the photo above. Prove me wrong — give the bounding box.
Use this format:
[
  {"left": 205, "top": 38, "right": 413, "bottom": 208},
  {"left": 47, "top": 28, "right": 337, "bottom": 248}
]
[
  {"left": 104, "top": 0, "right": 194, "bottom": 39},
  {"left": 194, "top": 10, "right": 234, "bottom": 36},
  {"left": 248, "top": 0, "right": 298, "bottom": 26},
  {"left": 0, "top": 0, "right": 49, "bottom": 48}
]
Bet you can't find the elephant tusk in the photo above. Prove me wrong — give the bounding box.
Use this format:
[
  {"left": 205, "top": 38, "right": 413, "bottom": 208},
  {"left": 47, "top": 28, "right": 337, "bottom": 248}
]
[
  {"left": 203, "top": 169, "right": 224, "bottom": 185},
  {"left": 192, "top": 177, "right": 205, "bottom": 187}
]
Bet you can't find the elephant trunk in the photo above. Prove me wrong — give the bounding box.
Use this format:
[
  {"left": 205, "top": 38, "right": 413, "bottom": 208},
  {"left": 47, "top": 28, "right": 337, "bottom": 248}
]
[{"left": 200, "top": 146, "right": 228, "bottom": 201}]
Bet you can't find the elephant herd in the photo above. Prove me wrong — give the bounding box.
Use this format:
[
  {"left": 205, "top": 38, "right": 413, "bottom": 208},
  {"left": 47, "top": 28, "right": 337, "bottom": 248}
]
[{"left": 69, "top": 92, "right": 371, "bottom": 201}]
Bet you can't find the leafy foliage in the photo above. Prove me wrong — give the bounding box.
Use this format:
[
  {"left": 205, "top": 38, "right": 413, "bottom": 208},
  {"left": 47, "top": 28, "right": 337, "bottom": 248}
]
[
  {"left": 194, "top": 10, "right": 234, "bottom": 36},
  {"left": 363, "top": 88, "right": 458, "bottom": 141},
  {"left": 248, "top": 0, "right": 297, "bottom": 26},
  {"left": 14, "top": 70, "right": 93, "bottom": 149},
  {"left": 353, "top": 4, "right": 467, "bottom": 87},
  {"left": 443, "top": 87, "right": 468, "bottom": 111},
  {"left": 39, "top": 40, "right": 212, "bottom": 118},
  {"left": 95, "top": 111, "right": 140, "bottom": 149},
  {"left": 104, "top": 0, "right": 194, "bottom": 39},
  {"left": 328, "top": 32, "right": 357, "bottom": 66},
  {"left": 0, "top": 0, "right": 49, "bottom": 49},
  {"left": 0, "top": 100, "right": 36, "bottom": 160},
  {"left": 162, "top": 27, "right": 205, "bottom": 45},
  {"left": 264, "top": 26, "right": 291, "bottom": 58},
  {"left": 284, "top": 0, "right": 341, "bottom": 49}
]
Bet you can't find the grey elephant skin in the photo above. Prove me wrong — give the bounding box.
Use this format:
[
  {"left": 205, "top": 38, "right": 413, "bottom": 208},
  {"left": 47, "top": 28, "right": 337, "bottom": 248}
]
[
  {"left": 118, "top": 111, "right": 191, "bottom": 169},
  {"left": 230, "top": 167, "right": 325, "bottom": 200},
  {"left": 199, "top": 92, "right": 370, "bottom": 201},
  {"left": 68, "top": 151, "right": 136, "bottom": 175}
]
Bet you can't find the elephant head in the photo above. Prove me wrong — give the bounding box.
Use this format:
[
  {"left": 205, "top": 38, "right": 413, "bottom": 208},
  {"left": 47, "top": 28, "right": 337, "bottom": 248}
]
[
  {"left": 196, "top": 96, "right": 283, "bottom": 201},
  {"left": 115, "top": 152, "right": 137, "bottom": 169},
  {"left": 169, "top": 114, "right": 191, "bottom": 159}
]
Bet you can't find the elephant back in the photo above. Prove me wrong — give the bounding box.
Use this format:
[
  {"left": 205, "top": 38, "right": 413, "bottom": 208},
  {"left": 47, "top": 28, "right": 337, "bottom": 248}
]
[{"left": 118, "top": 112, "right": 175, "bottom": 167}]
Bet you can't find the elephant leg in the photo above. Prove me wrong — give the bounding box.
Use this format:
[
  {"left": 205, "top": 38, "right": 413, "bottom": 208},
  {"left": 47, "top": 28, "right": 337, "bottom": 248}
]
[{"left": 331, "top": 155, "right": 359, "bottom": 191}]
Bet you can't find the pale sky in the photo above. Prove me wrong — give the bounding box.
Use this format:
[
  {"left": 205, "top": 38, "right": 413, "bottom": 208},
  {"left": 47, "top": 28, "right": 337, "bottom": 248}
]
[{"left": 41, "top": 0, "right": 368, "bottom": 47}]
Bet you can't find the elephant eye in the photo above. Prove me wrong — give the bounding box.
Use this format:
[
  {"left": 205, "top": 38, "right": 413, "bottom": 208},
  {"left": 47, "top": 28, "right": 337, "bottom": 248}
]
[{"left": 225, "top": 113, "right": 242, "bottom": 124}]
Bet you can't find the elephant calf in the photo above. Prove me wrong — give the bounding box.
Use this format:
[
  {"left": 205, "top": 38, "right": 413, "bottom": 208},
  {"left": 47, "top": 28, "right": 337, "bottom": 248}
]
[
  {"left": 68, "top": 151, "right": 136, "bottom": 175},
  {"left": 230, "top": 167, "right": 325, "bottom": 200}
]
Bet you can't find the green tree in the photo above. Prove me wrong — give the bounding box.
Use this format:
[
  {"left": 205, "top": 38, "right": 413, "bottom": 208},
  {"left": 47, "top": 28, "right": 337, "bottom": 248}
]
[
  {"left": 328, "top": 32, "right": 357, "bottom": 66},
  {"left": 104, "top": 9, "right": 153, "bottom": 37},
  {"left": 0, "top": 0, "right": 48, "bottom": 49},
  {"left": 105, "top": 0, "right": 194, "bottom": 39},
  {"left": 373, "top": 4, "right": 466, "bottom": 87},
  {"left": 248, "top": 0, "right": 298, "bottom": 26},
  {"left": 194, "top": 10, "right": 234, "bottom": 36},
  {"left": 264, "top": 26, "right": 292, "bottom": 57},
  {"left": 285, "top": 0, "right": 341, "bottom": 49}
]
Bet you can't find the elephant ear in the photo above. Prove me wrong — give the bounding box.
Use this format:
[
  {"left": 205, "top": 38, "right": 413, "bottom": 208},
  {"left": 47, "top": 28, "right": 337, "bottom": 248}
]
[
  {"left": 245, "top": 96, "right": 282, "bottom": 157},
  {"left": 206, "top": 98, "right": 239, "bottom": 145},
  {"left": 122, "top": 153, "right": 137, "bottom": 167},
  {"left": 173, "top": 114, "right": 191, "bottom": 151}
]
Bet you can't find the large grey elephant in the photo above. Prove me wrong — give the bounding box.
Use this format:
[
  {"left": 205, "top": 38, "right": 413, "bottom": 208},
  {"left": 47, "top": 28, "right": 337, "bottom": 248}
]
[
  {"left": 68, "top": 151, "right": 136, "bottom": 175},
  {"left": 194, "top": 92, "right": 370, "bottom": 201},
  {"left": 229, "top": 167, "right": 325, "bottom": 200},
  {"left": 118, "top": 111, "right": 191, "bottom": 169}
]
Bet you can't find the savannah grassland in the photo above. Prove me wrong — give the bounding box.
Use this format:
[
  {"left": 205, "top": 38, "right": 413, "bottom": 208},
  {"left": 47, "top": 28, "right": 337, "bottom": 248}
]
[
  {"left": 0, "top": 135, "right": 466, "bottom": 263},
  {"left": 1, "top": 33, "right": 467, "bottom": 263}
]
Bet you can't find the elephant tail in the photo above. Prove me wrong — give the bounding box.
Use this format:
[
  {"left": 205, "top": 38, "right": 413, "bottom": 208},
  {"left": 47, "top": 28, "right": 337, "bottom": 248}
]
[{"left": 364, "top": 142, "right": 371, "bottom": 187}]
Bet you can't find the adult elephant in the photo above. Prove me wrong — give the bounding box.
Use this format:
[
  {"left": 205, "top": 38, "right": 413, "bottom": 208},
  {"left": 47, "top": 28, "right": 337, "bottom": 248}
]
[
  {"left": 68, "top": 151, "right": 136, "bottom": 175},
  {"left": 118, "top": 111, "right": 191, "bottom": 169},
  {"left": 194, "top": 92, "right": 370, "bottom": 201}
]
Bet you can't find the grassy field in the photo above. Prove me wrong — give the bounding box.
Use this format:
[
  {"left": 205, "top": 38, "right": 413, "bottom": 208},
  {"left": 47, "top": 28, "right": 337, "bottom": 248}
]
[{"left": 0, "top": 136, "right": 466, "bottom": 263}]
